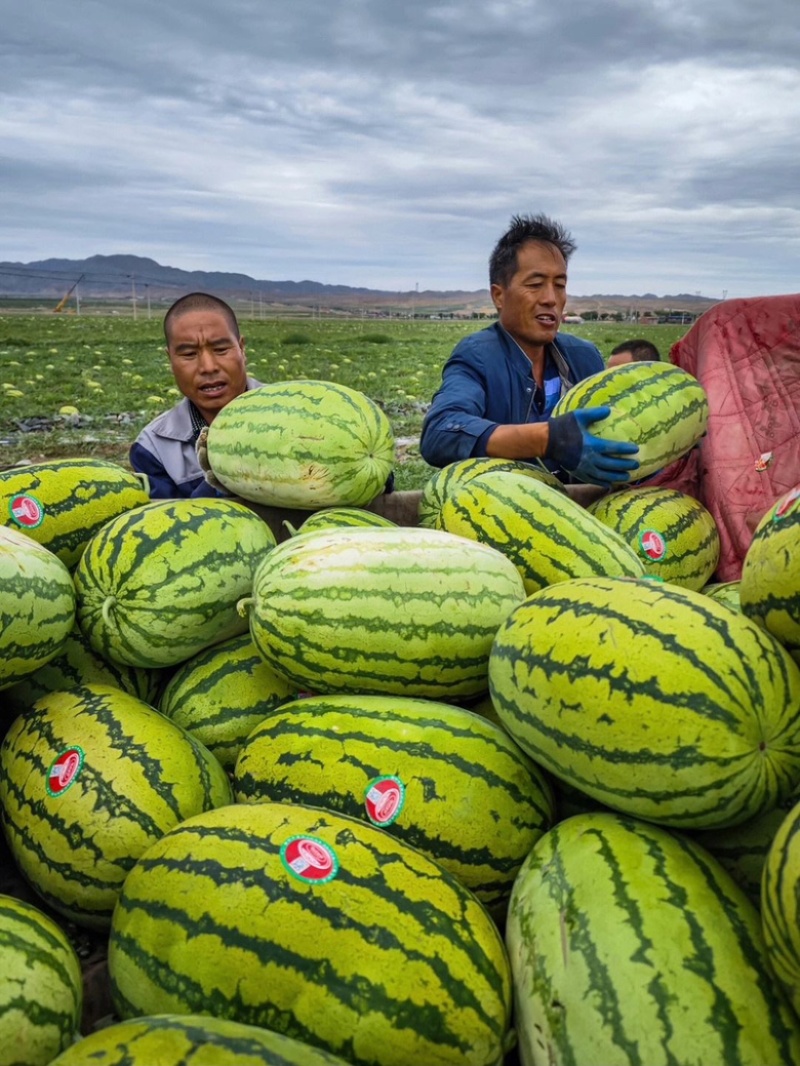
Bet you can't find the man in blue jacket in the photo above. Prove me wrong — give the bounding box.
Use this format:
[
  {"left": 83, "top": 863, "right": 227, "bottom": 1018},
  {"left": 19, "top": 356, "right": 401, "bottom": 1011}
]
[
  {"left": 130, "top": 292, "right": 260, "bottom": 498},
  {"left": 419, "top": 214, "right": 639, "bottom": 485}
]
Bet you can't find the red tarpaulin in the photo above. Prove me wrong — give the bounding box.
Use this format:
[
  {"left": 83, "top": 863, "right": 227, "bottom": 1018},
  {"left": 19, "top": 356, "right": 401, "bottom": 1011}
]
[{"left": 647, "top": 294, "right": 800, "bottom": 581}]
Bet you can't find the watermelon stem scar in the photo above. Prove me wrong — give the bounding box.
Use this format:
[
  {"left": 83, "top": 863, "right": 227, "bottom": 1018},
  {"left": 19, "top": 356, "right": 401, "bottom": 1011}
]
[
  {"left": 101, "top": 596, "right": 116, "bottom": 625},
  {"left": 237, "top": 597, "right": 254, "bottom": 618}
]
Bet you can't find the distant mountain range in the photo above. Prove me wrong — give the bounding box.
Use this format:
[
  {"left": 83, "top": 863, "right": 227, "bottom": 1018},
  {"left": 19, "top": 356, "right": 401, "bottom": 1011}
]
[{"left": 0, "top": 253, "right": 718, "bottom": 314}]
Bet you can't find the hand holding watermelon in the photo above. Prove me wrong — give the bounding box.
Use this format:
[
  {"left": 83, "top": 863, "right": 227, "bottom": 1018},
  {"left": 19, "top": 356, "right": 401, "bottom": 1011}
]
[{"left": 546, "top": 405, "right": 640, "bottom": 485}]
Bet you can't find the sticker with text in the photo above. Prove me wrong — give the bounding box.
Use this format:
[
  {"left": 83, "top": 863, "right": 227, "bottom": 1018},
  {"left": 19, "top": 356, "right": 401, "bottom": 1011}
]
[
  {"left": 364, "top": 776, "right": 406, "bottom": 827},
  {"left": 46, "top": 747, "right": 84, "bottom": 797},
  {"left": 640, "top": 529, "right": 667, "bottom": 561},
  {"left": 9, "top": 495, "right": 45, "bottom": 529},
  {"left": 280, "top": 835, "right": 339, "bottom": 884}
]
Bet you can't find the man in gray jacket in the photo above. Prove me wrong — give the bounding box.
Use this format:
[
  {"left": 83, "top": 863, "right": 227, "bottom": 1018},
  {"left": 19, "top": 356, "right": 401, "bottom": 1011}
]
[{"left": 130, "top": 292, "right": 260, "bottom": 497}]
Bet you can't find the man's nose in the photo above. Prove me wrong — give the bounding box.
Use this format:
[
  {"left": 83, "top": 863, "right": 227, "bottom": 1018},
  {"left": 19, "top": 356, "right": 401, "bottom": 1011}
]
[{"left": 197, "top": 346, "right": 217, "bottom": 372}]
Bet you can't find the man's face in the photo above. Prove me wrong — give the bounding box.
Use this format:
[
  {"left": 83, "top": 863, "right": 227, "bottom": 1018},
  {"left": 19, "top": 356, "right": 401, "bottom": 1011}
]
[
  {"left": 166, "top": 309, "right": 247, "bottom": 422},
  {"left": 607, "top": 350, "right": 634, "bottom": 368},
  {"left": 490, "top": 241, "right": 568, "bottom": 357}
]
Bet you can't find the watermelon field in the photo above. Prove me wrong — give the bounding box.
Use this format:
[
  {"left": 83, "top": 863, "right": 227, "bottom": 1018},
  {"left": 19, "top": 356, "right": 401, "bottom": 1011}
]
[
  {"left": 0, "top": 314, "right": 688, "bottom": 488},
  {"left": 5, "top": 308, "right": 800, "bottom": 1066}
]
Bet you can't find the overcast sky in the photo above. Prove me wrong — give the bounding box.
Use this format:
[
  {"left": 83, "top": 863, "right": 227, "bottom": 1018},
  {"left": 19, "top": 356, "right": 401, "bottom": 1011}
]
[{"left": 2, "top": 0, "right": 798, "bottom": 296}]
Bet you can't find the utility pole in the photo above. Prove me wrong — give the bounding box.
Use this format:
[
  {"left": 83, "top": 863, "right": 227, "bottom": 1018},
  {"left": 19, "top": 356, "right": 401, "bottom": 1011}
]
[
  {"left": 145, "top": 284, "right": 151, "bottom": 319},
  {"left": 131, "top": 275, "right": 138, "bottom": 320},
  {"left": 75, "top": 280, "right": 80, "bottom": 316}
]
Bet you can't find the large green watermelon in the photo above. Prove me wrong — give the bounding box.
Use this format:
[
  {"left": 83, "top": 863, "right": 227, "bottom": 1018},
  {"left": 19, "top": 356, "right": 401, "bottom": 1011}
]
[{"left": 204, "top": 381, "right": 395, "bottom": 508}]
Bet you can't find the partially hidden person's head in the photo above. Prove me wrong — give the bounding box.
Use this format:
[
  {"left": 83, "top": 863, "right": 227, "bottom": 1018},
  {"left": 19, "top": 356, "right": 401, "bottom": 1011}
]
[
  {"left": 163, "top": 292, "right": 247, "bottom": 423},
  {"left": 607, "top": 338, "right": 661, "bottom": 368},
  {"left": 488, "top": 214, "right": 577, "bottom": 355}
]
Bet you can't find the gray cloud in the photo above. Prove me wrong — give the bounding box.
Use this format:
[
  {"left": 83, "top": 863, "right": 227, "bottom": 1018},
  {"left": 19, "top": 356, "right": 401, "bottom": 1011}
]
[{"left": 0, "top": 0, "right": 798, "bottom": 295}]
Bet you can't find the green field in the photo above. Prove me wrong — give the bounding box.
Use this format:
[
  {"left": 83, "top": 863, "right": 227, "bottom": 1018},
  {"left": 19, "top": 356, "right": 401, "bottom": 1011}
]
[{"left": 0, "top": 315, "right": 690, "bottom": 490}]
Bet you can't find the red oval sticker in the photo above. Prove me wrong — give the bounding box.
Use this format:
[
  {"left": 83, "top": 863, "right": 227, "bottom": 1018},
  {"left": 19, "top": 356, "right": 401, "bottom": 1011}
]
[
  {"left": 640, "top": 529, "right": 667, "bottom": 561},
  {"left": 46, "top": 747, "right": 84, "bottom": 796},
  {"left": 364, "top": 776, "right": 406, "bottom": 826},
  {"left": 9, "top": 494, "right": 45, "bottom": 529},
  {"left": 280, "top": 835, "right": 339, "bottom": 884}
]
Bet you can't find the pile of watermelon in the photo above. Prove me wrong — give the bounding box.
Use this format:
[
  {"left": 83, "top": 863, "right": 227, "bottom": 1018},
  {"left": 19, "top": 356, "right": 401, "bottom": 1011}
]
[{"left": 1, "top": 371, "right": 800, "bottom": 1066}]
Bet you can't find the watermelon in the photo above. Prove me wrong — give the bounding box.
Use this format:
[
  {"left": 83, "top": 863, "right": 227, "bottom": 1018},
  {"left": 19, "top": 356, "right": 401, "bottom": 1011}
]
[
  {"left": 159, "top": 633, "right": 297, "bottom": 771},
  {"left": 0, "top": 893, "right": 82, "bottom": 1066},
  {"left": 285, "top": 506, "right": 396, "bottom": 536},
  {"left": 762, "top": 796, "right": 800, "bottom": 1017},
  {"left": 418, "top": 457, "right": 565, "bottom": 530},
  {"left": 0, "top": 684, "right": 232, "bottom": 928},
  {"left": 204, "top": 381, "right": 395, "bottom": 508},
  {"left": 49, "top": 1014, "right": 351, "bottom": 1066},
  {"left": 233, "top": 693, "right": 554, "bottom": 907},
  {"left": 693, "top": 799, "right": 794, "bottom": 907},
  {"left": 703, "top": 580, "right": 742, "bottom": 611},
  {"left": 108, "top": 802, "right": 512, "bottom": 1066},
  {"left": 507, "top": 812, "right": 800, "bottom": 1066},
  {"left": 551, "top": 361, "right": 708, "bottom": 482},
  {"left": 740, "top": 484, "right": 800, "bottom": 658},
  {"left": 436, "top": 470, "right": 644, "bottom": 593},
  {"left": 6, "top": 623, "right": 162, "bottom": 716},
  {"left": 589, "top": 486, "right": 720, "bottom": 589},
  {"left": 489, "top": 576, "right": 800, "bottom": 829},
  {"left": 0, "top": 526, "right": 75, "bottom": 692},
  {"left": 0, "top": 457, "right": 150, "bottom": 569},
  {"left": 240, "top": 526, "right": 526, "bottom": 698},
  {"left": 73, "top": 498, "right": 275, "bottom": 668}
]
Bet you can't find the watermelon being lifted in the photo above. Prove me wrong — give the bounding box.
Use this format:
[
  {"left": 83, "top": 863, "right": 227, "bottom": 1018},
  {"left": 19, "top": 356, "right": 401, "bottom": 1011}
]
[{"left": 552, "top": 361, "right": 708, "bottom": 482}]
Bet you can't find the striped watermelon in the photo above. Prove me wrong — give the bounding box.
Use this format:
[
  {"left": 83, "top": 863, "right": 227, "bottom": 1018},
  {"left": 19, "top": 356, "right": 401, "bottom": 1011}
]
[
  {"left": 436, "top": 470, "right": 644, "bottom": 593},
  {"left": 0, "top": 526, "right": 75, "bottom": 692},
  {"left": 73, "top": 498, "right": 275, "bottom": 668},
  {"left": 489, "top": 576, "right": 800, "bottom": 829},
  {"left": 285, "top": 506, "right": 396, "bottom": 536},
  {"left": 0, "top": 684, "right": 232, "bottom": 928},
  {"left": 240, "top": 527, "right": 526, "bottom": 698},
  {"left": 0, "top": 893, "right": 82, "bottom": 1066},
  {"left": 762, "top": 796, "right": 800, "bottom": 1015},
  {"left": 507, "top": 812, "right": 800, "bottom": 1066},
  {"left": 692, "top": 799, "right": 795, "bottom": 907},
  {"left": 233, "top": 694, "right": 554, "bottom": 908},
  {"left": 418, "top": 458, "right": 565, "bottom": 529},
  {"left": 205, "top": 381, "right": 395, "bottom": 509},
  {"left": 703, "top": 579, "right": 742, "bottom": 611},
  {"left": 0, "top": 458, "right": 150, "bottom": 569},
  {"left": 159, "top": 633, "right": 297, "bottom": 771},
  {"left": 589, "top": 486, "right": 720, "bottom": 589},
  {"left": 551, "top": 361, "right": 708, "bottom": 482},
  {"left": 108, "top": 802, "right": 512, "bottom": 1066},
  {"left": 6, "top": 623, "right": 162, "bottom": 716},
  {"left": 50, "top": 1014, "right": 351, "bottom": 1066},
  {"left": 740, "top": 484, "right": 800, "bottom": 659}
]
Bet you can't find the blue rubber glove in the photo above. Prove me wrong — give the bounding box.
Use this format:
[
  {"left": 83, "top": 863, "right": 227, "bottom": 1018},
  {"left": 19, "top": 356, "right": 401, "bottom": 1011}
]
[{"left": 545, "top": 406, "right": 639, "bottom": 485}]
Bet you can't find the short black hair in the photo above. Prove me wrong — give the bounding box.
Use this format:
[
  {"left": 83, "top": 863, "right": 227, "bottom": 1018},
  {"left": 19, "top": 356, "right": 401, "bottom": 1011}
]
[
  {"left": 164, "top": 292, "right": 241, "bottom": 344},
  {"left": 489, "top": 213, "right": 577, "bottom": 288},
  {"left": 610, "top": 338, "right": 661, "bottom": 361}
]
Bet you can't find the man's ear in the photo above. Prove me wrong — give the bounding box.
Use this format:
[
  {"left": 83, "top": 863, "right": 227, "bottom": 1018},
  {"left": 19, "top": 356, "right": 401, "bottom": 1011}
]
[
  {"left": 490, "top": 283, "right": 503, "bottom": 312},
  {"left": 240, "top": 337, "right": 246, "bottom": 363}
]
